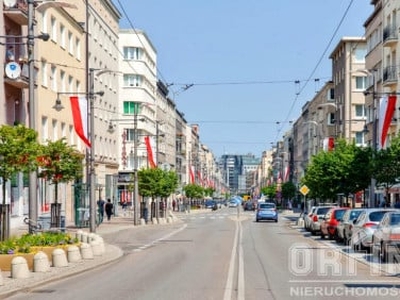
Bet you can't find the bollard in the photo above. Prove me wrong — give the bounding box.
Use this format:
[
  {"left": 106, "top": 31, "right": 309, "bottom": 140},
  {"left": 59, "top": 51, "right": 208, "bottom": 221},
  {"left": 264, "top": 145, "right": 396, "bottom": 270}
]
[
  {"left": 81, "top": 232, "right": 89, "bottom": 243},
  {"left": 67, "top": 245, "right": 82, "bottom": 263},
  {"left": 90, "top": 240, "right": 102, "bottom": 256},
  {"left": 75, "top": 230, "right": 83, "bottom": 241},
  {"left": 33, "top": 251, "right": 50, "bottom": 273},
  {"left": 11, "top": 256, "right": 30, "bottom": 279},
  {"left": 140, "top": 218, "right": 146, "bottom": 225},
  {"left": 80, "top": 243, "right": 94, "bottom": 260},
  {"left": 0, "top": 269, "right": 3, "bottom": 286},
  {"left": 52, "top": 248, "right": 68, "bottom": 268},
  {"left": 167, "top": 217, "right": 173, "bottom": 223},
  {"left": 153, "top": 219, "right": 159, "bottom": 225},
  {"left": 88, "top": 233, "right": 97, "bottom": 242}
]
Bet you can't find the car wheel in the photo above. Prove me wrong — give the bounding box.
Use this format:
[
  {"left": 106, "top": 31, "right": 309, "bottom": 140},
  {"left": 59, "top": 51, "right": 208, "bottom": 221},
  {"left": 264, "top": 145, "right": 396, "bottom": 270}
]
[
  {"left": 256, "top": 219, "right": 259, "bottom": 222},
  {"left": 381, "top": 243, "right": 388, "bottom": 263},
  {"left": 275, "top": 219, "right": 278, "bottom": 223},
  {"left": 320, "top": 232, "right": 325, "bottom": 239}
]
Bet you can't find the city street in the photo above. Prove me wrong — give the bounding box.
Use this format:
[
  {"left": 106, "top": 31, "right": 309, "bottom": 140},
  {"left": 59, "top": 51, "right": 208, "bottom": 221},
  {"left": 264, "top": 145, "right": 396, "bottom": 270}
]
[{"left": 7, "top": 207, "right": 400, "bottom": 300}]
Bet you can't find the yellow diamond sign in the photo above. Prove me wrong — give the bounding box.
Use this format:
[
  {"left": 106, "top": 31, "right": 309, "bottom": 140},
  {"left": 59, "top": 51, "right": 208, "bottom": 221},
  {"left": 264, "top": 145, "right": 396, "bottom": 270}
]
[{"left": 300, "top": 185, "right": 310, "bottom": 196}]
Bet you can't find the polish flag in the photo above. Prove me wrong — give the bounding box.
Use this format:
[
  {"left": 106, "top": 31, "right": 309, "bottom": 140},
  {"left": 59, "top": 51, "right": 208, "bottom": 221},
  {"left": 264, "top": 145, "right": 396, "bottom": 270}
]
[
  {"left": 70, "top": 96, "right": 91, "bottom": 148},
  {"left": 378, "top": 95, "right": 396, "bottom": 149},
  {"left": 189, "top": 165, "right": 195, "bottom": 184},
  {"left": 144, "top": 136, "right": 156, "bottom": 168},
  {"left": 284, "top": 165, "right": 290, "bottom": 182}
]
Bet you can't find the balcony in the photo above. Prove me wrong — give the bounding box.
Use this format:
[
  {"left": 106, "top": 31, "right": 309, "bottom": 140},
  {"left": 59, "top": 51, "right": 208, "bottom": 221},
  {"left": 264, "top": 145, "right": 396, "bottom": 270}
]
[
  {"left": 383, "top": 25, "right": 398, "bottom": 48},
  {"left": 4, "top": 61, "right": 29, "bottom": 89},
  {"left": 3, "top": 0, "right": 29, "bottom": 25},
  {"left": 382, "top": 65, "right": 398, "bottom": 88}
]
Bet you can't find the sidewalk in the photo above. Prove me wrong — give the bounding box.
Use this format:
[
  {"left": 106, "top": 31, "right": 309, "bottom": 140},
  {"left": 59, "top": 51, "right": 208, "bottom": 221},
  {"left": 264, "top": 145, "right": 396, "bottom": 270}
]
[{"left": 0, "top": 214, "right": 181, "bottom": 299}]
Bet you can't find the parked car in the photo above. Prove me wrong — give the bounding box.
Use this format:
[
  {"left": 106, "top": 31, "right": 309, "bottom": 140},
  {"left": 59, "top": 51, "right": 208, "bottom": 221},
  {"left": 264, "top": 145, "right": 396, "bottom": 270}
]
[
  {"left": 320, "top": 207, "right": 350, "bottom": 240},
  {"left": 351, "top": 208, "right": 399, "bottom": 252},
  {"left": 303, "top": 206, "right": 317, "bottom": 231},
  {"left": 336, "top": 208, "right": 365, "bottom": 244},
  {"left": 372, "top": 211, "right": 400, "bottom": 262},
  {"left": 310, "top": 206, "right": 335, "bottom": 235},
  {"left": 256, "top": 202, "right": 278, "bottom": 222}
]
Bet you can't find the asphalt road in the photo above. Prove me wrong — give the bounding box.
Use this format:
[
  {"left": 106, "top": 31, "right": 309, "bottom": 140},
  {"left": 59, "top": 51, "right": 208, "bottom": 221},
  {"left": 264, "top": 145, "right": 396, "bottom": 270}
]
[{"left": 7, "top": 207, "right": 400, "bottom": 300}]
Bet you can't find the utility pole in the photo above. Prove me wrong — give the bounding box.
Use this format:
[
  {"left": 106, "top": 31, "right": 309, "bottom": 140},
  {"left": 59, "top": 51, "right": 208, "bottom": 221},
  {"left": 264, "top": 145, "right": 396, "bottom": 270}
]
[
  {"left": 133, "top": 103, "right": 140, "bottom": 225},
  {"left": 89, "top": 68, "right": 97, "bottom": 233},
  {"left": 28, "top": 0, "right": 37, "bottom": 233}
]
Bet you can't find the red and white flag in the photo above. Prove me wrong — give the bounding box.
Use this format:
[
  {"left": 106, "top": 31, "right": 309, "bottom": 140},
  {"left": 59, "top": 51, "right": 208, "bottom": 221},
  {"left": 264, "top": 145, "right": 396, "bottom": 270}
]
[
  {"left": 70, "top": 96, "right": 91, "bottom": 148},
  {"left": 378, "top": 95, "right": 396, "bottom": 149},
  {"left": 144, "top": 136, "right": 156, "bottom": 168},
  {"left": 284, "top": 165, "right": 290, "bottom": 182},
  {"left": 189, "top": 165, "right": 195, "bottom": 184}
]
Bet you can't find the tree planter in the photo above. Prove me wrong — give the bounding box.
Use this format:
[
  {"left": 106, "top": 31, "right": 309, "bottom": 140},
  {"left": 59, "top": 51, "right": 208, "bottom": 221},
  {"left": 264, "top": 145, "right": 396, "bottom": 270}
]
[{"left": 0, "top": 253, "right": 35, "bottom": 271}]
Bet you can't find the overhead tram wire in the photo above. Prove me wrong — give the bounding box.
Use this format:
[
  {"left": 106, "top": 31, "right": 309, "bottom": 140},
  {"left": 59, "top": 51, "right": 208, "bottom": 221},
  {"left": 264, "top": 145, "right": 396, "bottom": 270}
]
[{"left": 274, "top": 0, "right": 356, "bottom": 142}]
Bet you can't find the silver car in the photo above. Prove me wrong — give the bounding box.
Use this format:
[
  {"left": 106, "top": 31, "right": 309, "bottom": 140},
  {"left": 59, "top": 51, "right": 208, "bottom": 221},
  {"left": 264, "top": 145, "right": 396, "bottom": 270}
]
[
  {"left": 310, "top": 206, "right": 334, "bottom": 236},
  {"left": 351, "top": 208, "right": 399, "bottom": 252},
  {"left": 336, "top": 208, "right": 365, "bottom": 244},
  {"left": 372, "top": 211, "right": 400, "bottom": 262},
  {"left": 303, "top": 206, "right": 316, "bottom": 231}
]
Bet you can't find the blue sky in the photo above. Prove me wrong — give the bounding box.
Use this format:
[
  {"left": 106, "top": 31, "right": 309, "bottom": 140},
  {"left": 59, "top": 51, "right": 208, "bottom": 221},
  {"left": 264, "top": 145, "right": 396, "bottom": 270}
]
[{"left": 116, "top": 0, "right": 372, "bottom": 158}]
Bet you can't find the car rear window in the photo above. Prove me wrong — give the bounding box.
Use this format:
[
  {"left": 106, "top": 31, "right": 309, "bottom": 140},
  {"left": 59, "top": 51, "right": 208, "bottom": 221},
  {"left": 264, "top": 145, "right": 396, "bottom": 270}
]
[
  {"left": 350, "top": 210, "right": 362, "bottom": 220},
  {"left": 369, "top": 211, "right": 389, "bottom": 222},
  {"left": 335, "top": 209, "right": 347, "bottom": 219},
  {"left": 390, "top": 214, "right": 400, "bottom": 225},
  {"left": 259, "top": 203, "right": 275, "bottom": 209},
  {"left": 317, "top": 207, "right": 331, "bottom": 215}
]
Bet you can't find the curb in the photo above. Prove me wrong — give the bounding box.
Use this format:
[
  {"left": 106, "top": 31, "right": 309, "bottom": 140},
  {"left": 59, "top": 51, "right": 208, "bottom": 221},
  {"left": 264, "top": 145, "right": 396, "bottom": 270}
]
[{"left": 0, "top": 243, "right": 123, "bottom": 299}]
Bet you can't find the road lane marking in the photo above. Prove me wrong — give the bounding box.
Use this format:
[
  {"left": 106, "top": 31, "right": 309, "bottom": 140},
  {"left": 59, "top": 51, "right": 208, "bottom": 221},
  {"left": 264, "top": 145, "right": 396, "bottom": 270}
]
[
  {"left": 224, "top": 217, "right": 245, "bottom": 300},
  {"left": 238, "top": 220, "right": 245, "bottom": 300},
  {"left": 224, "top": 219, "right": 239, "bottom": 300}
]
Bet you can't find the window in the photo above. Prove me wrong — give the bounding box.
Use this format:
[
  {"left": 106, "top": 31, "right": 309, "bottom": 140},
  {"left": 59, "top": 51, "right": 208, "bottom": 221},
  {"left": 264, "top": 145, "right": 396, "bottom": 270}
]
[
  {"left": 123, "top": 101, "right": 141, "bottom": 115},
  {"left": 41, "top": 61, "right": 48, "bottom": 87},
  {"left": 60, "top": 70, "right": 65, "bottom": 92},
  {"left": 355, "top": 76, "right": 366, "bottom": 90},
  {"left": 355, "top": 104, "right": 366, "bottom": 118},
  {"left": 51, "top": 16, "right": 57, "bottom": 42},
  {"left": 68, "top": 75, "right": 73, "bottom": 93},
  {"left": 123, "top": 74, "right": 142, "bottom": 87},
  {"left": 326, "top": 88, "right": 334, "bottom": 101},
  {"left": 75, "top": 37, "right": 81, "bottom": 60},
  {"left": 60, "top": 24, "right": 65, "bottom": 48},
  {"left": 328, "top": 113, "right": 335, "bottom": 125},
  {"left": 124, "top": 128, "right": 136, "bottom": 141},
  {"left": 68, "top": 31, "right": 73, "bottom": 55},
  {"left": 50, "top": 65, "right": 57, "bottom": 91},
  {"left": 355, "top": 132, "right": 364, "bottom": 145},
  {"left": 354, "top": 46, "right": 367, "bottom": 62},
  {"left": 123, "top": 47, "right": 142, "bottom": 60}
]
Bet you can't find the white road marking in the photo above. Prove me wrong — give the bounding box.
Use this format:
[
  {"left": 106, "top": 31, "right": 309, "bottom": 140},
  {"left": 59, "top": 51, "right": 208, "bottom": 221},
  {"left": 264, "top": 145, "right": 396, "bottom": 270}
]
[{"left": 224, "top": 219, "right": 239, "bottom": 300}]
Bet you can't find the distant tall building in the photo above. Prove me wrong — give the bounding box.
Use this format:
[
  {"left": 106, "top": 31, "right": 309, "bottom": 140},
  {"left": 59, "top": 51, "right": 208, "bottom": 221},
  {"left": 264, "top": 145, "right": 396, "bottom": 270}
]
[{"left": 220, "top": 154, "right": 260, "bottom": 194}]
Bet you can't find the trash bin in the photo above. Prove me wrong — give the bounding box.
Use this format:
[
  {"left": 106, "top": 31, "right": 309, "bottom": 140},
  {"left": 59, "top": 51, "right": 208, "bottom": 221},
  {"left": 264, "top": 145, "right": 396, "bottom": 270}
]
[
  {"left": 37, "top": 214, "right": 51, "bottom": 230},
  {"left": 143, "top": 207, "right": 148, "bottom": 223}
]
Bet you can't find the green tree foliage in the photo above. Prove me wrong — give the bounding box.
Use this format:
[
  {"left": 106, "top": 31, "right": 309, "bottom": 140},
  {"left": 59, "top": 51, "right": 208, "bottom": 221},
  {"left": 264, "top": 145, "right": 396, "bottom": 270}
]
[
  {"left": 281, "top": 181, "right": 297, "bottom": 200},
  {"left": 373, "top": 134, "right": 400, "bottom": 199},
  {"left": 37, "top": 139, "right": 84, "bottom": 184},
  {"left": 183, "top": 184, "right": 204, "bottom": 199},
  {"left": 261, "top": 185, "right": 276, "bottom": 200},
  {"left": 138, "top": 168, "right": 178, "bottom": 199},
  {"left": 37, "top": 139, "right": 84, "bottom": 228},
  {"left": 0, "top": 125, "right": 40, "bottom": 240},
  {"left": 303, "top": 139, "right": 372, "bottom": 202}
]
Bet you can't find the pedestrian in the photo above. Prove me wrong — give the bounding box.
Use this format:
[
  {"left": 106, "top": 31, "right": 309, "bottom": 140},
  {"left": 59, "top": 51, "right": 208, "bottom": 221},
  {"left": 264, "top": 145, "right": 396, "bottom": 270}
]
[
  {"left": 97, "top": 198, "right": 105, "bottom": 224},
  {"left": 172, "top": 199, "right": 176, "bottom": 211},
  {"left": 288, "top": 199, "right": 292, "bottom": 210},
  {"left": 105, "top": 198, "right": 114, "bottom": 221}
]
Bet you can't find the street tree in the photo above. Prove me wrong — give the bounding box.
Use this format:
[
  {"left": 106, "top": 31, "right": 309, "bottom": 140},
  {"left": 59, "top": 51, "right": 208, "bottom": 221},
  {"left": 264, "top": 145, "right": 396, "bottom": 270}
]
[
  {"left": 0, "top": 124, "right": 40, "bottom": 240},
  {"left": 373, "top": 134, "right": 400, "bottom": 201},
  {"left": 37, "top": 139, "right": 84, "bottom": 228}
]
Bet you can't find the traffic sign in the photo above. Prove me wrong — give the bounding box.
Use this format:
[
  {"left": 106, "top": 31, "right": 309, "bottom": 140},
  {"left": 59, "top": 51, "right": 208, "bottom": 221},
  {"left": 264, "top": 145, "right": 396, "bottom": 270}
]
[{"left": 300, "top": 185, "right": 310, "bottom": 196}]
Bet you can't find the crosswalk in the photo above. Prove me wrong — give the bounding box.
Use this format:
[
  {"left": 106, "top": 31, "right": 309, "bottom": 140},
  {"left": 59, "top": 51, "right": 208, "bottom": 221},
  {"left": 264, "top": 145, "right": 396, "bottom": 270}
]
[{"left": 174, "top": 210, "right": 256, "bottom": 220}]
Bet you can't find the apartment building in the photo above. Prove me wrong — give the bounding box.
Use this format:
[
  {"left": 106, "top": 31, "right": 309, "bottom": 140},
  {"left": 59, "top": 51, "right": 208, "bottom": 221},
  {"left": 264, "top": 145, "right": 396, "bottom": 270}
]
[{"left": 329, "top": 37, "right": 368, "bottom": 145}]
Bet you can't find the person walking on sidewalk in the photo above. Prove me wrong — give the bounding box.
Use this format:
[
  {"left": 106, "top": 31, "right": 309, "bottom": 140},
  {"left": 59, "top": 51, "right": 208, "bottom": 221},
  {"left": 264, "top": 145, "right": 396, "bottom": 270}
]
[
  {"left": 105, "top": 198, "right": 114, "bottom": 221},
  {"left": 97, "top": 198, "right": 105, "bottom": 224}
]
